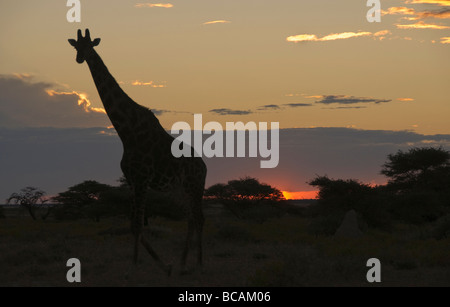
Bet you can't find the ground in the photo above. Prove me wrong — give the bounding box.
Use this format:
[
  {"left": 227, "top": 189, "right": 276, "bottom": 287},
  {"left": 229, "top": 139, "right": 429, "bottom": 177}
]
[{"left": 0, "top": 205, "right": 449, "bottom": 287}]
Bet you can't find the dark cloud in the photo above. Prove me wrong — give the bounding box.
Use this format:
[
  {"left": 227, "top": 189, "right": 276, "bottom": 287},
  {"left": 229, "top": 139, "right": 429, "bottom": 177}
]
[
  {"left": 257, "top": 103, "right": 313, "bottom": 111},
  {"left": 258, "top": 104, "right": 281, "bottom": 110},
  {"left": 283, "top": 103, "right": 313, "bottom": 108},
  {"left": 0, "top": 74, "right": 110, "bottom": 128},
  {"left": 415, "top": 8, "right": 450, "bottom": 19},
  {"left": 0, "top": 127, "right": 122, "bottom": 201},
  {"left": 325, "top": 106, "right": 368, "bottom": 110},
  {"left": 209, "top": 108, "right": 253, "bottom": 115},
  {"left": 2, "top": 126, "right": 450, "bottom": 201},
  {"left": 316, "top": 95, "right": 391, "bottom": 105},
  {"left": 151, "top": 109, "right": 188, "bottom": 116}
]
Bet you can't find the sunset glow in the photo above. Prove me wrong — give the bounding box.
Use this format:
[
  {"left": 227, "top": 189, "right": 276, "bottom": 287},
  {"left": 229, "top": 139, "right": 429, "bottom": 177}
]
[{"left": 282, "top": 191, "right": 318, "bottom": 200}]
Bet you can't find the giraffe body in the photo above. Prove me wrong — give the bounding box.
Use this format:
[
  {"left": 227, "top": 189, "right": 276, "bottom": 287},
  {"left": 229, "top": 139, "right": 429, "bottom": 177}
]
[{"left": 69, "top": 29, "right": 206, "bottom": 274}]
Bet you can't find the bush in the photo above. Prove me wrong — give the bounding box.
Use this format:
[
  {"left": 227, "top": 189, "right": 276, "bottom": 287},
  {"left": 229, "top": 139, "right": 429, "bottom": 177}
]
[{"left": 391, "top": 189, "right": 445, "bottom": 224}]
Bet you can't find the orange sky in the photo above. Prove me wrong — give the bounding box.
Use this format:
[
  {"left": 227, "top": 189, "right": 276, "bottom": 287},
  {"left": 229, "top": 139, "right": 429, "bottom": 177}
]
[
  {"left": 282, "top": 191, "right": 318, "bottom": 200},
  {"left": 0, "top": 0, "right": 449, "bottom": 198}
]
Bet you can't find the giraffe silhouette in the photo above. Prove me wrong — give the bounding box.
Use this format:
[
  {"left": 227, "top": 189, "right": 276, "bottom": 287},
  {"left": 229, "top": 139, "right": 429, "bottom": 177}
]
[{"left": 68, "top": 29, "right": 207, "bottom": 275}]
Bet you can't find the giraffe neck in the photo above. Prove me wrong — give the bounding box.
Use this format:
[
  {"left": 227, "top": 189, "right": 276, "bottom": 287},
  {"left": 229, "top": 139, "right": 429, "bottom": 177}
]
[{"left": 84, "top": 48, "right": 139, "bottom": 130}]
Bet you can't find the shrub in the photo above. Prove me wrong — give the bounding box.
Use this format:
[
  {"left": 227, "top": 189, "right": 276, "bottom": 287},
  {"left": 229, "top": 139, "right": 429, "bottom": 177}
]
[{"left": 391, "top": 189, "right": 445, "bottom": 224}]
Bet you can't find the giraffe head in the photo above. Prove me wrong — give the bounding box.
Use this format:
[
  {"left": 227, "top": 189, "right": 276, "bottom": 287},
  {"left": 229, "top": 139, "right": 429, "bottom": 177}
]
[{"left": 68, "top": 29, "right": 101, "bottom": 64}]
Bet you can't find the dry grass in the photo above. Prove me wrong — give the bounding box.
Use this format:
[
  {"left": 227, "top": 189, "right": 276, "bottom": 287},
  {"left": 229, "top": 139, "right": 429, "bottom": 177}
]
[{"left": 0, "top": 209, "right": 449, "bottom": 287}]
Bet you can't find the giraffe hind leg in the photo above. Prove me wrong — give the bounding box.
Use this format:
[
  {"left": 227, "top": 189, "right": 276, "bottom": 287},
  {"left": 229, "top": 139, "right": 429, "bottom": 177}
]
[
  {"left": 196, "top": 214, "right": 204, "bottom": 267},
  {"left": 140, "top": 235, "right": 172, "bottom": 276}
]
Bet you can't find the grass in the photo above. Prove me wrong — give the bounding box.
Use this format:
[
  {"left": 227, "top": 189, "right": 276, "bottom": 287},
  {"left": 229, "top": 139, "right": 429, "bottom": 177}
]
[{"left": 0, "top": 208, "right": 449, "bottom": 286}]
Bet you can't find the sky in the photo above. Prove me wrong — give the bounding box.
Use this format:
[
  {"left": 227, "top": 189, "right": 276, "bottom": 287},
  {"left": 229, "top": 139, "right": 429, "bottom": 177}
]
[{"left": 1, "top": 0, "right": 449, "bottom": 200}]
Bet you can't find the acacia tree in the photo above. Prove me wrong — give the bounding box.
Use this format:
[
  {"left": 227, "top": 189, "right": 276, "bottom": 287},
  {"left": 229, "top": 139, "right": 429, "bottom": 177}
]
[
  {"left": 205, "top": 177, "right": 285, "bottom": 221},
  {"left": 52, "top": 180, "right": 112, "bottom": 221},
  {"left": 205, "top": 177, "right": 285, "bottom": 203},
  {"left": 381, "top": 147, "right": 450, "bottom": 223},
  {"left": 7, "top": 187, "right": 47, "bottom": 220},
  {"left": 381, "top": 147, "right": 450, "bottom": 192}
]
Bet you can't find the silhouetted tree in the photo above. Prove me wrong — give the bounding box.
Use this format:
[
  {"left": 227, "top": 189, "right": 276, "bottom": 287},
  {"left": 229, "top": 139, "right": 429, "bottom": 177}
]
[
  {"left": 205, "top": 177, "right": 285, "bottom": 222},
  {"left": 308, "top": 176, "right": 391, "bottom": 230},
  {"left": 7, "top": 187, "right": 47, "bottom": 220},
  {"left": 205, "top": 177, "right": 285, "bottom": 203},
  {"left": 381, "top": 147, "right": 450, "bottom": 193},
  {"left": 381, "top": 147, "right": 450, "bottom": 223},
  {"left": 0, "top": 205, "right": 5, "bottom": 219},
  {"left": 308, "top": 176, "right": 373, "bottom": 212},
  {"left": 52, "top": 180, "right": 112, "bottom": 221}
]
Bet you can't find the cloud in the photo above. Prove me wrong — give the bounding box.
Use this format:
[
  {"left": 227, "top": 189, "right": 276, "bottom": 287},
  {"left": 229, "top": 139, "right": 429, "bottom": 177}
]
[
  {"left": 257, "top": 103, "right": 313, "bottom": 111},
  {"left": 287, "top": 31, "right": 373, "bottom": 43},
  {"left": 258, "top": 104, "right": 281, "bottom": 110},
  {"left": 382, "top": 7, "right": 416, "bottom": 16},
  {"left": 397, "top": 97, "right": 415, "bottom": 101},
  {"left": 151, "top": 108, "right": 189, "bottom": 116},
  {"left": 413, "top": 8, "right": 450, "bottom": 19},
  {"left": 0, "top": 127, "right": 123, "bottom": 202},
  {"left": 283, "top": 103, "right": 313, "bottom": 108},
  {"left": 315, "top": 95, "right": 391, "bottom": 105},
  {"left": 130, "top": 80, "right": 167, "bottom": 88},
  {"left": 382, "top": 6, "right": 450, "bottom": 21},
  {"left": 332, "top": 106, "right": 368, "bottom": 109},
  {"left": 4, "top": 126, "right": 450, "bottom": 202},
  {"left": 202, "top": 20, "right": 231, "bottom": 25},
  {"left": 209, "top": 108, "right": 253, "bottom": 116},
  {"left": 396, "top": 21, "right": 450, "bottom": 29},
  {"left": 440, "top": 36, "right": 450, "bottom": 43},
  {"left": 45, "top": 90, "right": 106, "bottom": 114},
  {"left": 0, "top": 74, "right": 110, "bottom": 128},
  {"left": 404, "top": 0, "right": 450, "bottom": 6},
  {"left": 286, "top": 30, "right": 393, "bottom": 43},
  {"left": 135, "top": 3, "right": 173, "bottom": 8}
]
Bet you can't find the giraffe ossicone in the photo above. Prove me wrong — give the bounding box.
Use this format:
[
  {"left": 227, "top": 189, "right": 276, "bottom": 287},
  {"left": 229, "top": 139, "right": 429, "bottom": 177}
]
[{"left": 68, "top": 29, "right": 207, "bottom": 275}]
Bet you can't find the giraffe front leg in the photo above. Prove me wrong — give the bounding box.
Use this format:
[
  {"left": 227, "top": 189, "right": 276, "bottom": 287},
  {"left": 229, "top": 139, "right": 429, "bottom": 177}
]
[
  {"left": 180, "top": 220, "right": 195, "bottom": 274},
  {"left": 133, "top": 232, "right": 140, "bottom": 264}
]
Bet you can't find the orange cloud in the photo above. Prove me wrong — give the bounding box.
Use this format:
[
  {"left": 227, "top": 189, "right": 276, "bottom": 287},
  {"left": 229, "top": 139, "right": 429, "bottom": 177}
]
[
  {"left": 382, "top": 7, "right": 416, "bottom": 16},
  {"left": 287, "top": 31, "right": 378, "bottom": 42},
  {"left": 383, "top": 6, "right": 450, "bottom": 21},
  {"left": 131, "top": 80, "right": 167, "bottom": 87},
  {"left": 397, "top": 97, "right": 415, "bottom": 101},
  {"left": 202, "top": 20, "right": 231, "bottom": 25},
  {"left": 135, "top": 3, "right": 173, "bottom": 8},
  {"left": 396, "top": 21, "right": 450, "bottom": 29},
  {"left": 12, "top": 73, "right": 34, "bottom": 80},
  {"left": 46, "top": 90, "right": 106, "bottom": 114},
  {"left": 415, "top": 9, "right": 450, "bottom": 19},
  {"left": 440, "top": 36, "right": 450, "bottom": 43},
  {"left": 405, "top": 0, "right": 450, "bottom": 6}
]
